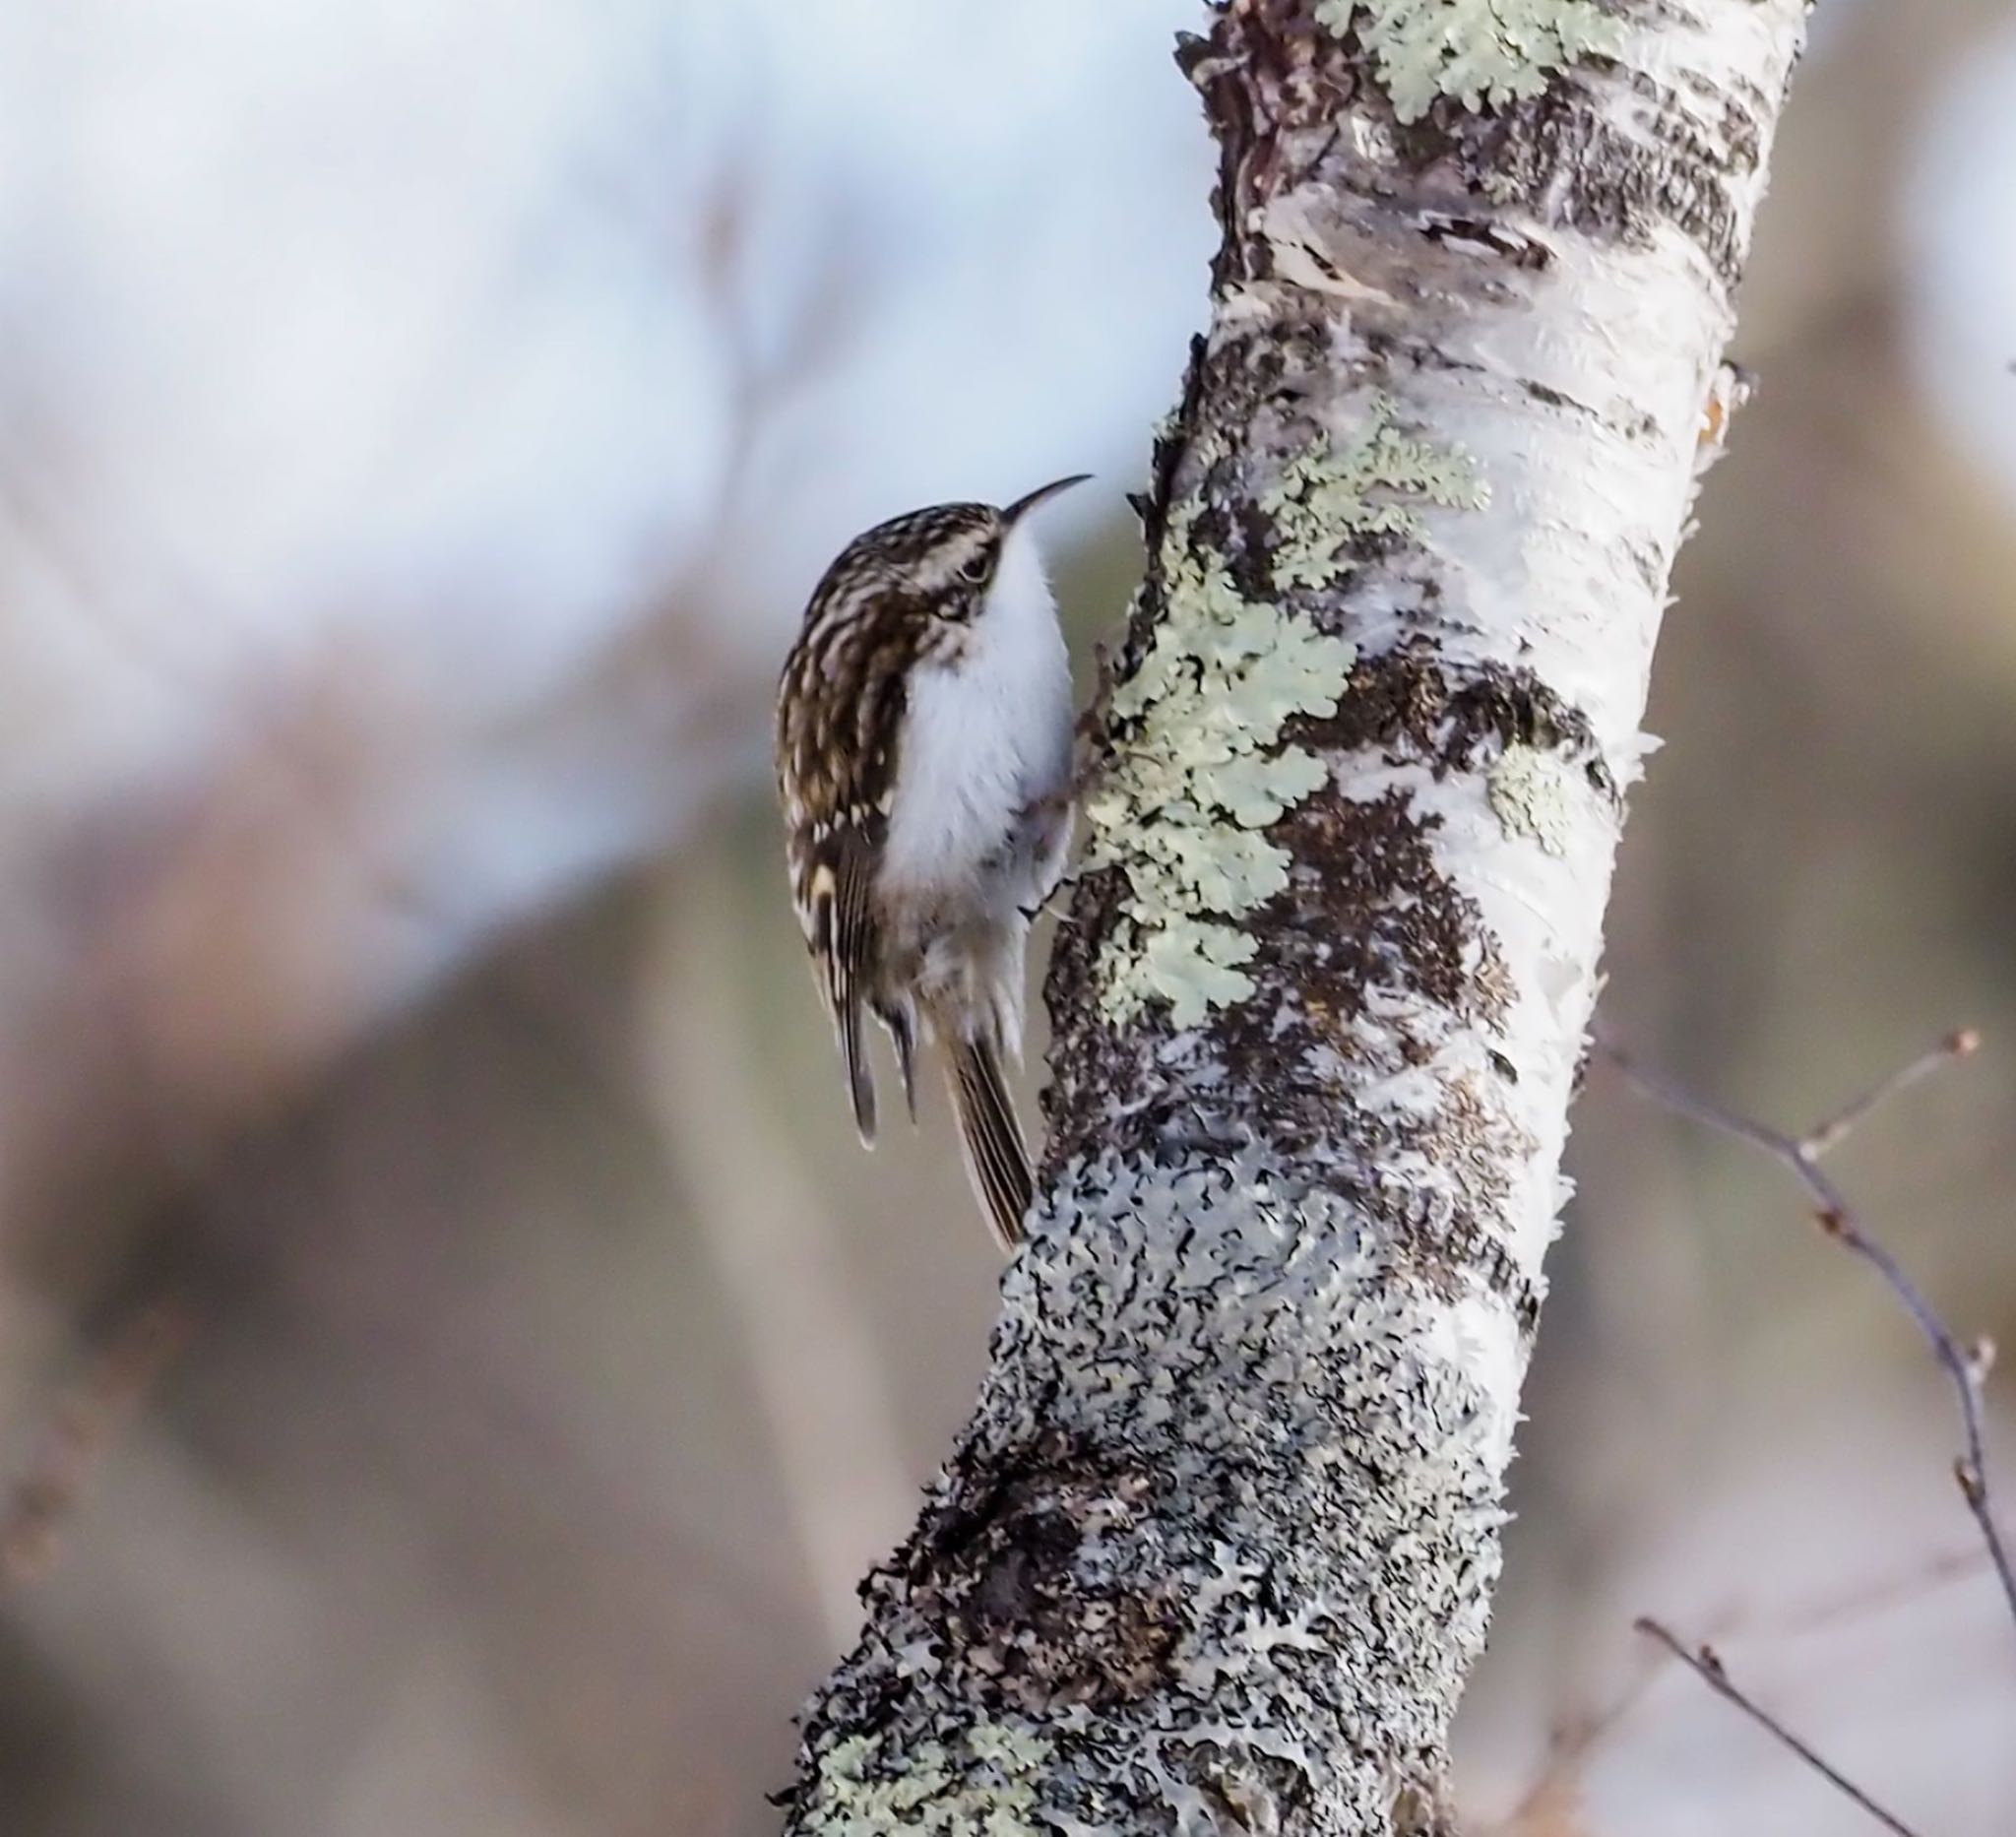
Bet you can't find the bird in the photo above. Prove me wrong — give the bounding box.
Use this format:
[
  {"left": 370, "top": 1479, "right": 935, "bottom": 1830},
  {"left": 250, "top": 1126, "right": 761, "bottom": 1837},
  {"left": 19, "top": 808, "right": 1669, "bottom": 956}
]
[{"left": 775, "top": 475, "right": 1088, "bottom": 1251}]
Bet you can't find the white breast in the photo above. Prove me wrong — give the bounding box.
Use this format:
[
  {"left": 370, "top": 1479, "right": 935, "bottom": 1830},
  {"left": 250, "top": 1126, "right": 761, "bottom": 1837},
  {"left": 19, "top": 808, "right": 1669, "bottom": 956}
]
[{"left": 880, "top": 523, "right": 1073, "bottom": 911}]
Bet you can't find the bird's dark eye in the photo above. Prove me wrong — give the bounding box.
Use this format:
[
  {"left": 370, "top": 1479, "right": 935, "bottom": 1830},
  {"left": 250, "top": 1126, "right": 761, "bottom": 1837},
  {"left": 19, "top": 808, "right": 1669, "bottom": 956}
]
[{"left": 958, "top": 548, "right": 996, "bottom": 590}]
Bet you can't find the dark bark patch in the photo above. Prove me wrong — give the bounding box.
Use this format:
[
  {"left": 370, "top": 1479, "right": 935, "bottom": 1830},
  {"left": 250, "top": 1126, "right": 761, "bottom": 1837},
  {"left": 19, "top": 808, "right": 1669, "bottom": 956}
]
[
  {"left": 1391, "top": 1779, "right": 1460, "bottom": 1837},
  {"left": 1301, "top": 646, "right": 1619, "bottom": 799},
  {"left": 1040, "top": 656, "right": 1598, "bottom": 1180},
  {"left": 1187, "top": 0, "right": 1767, "bottom": 305},
  {"left": 1416, "top": 214, "right": 1554, "bottom": 270},
  {"left": 1443, "top": 1212, "right": 1542, "bottom": 1339},
  {"left": 1520, "top": 377, "right": 1663, "bottom": 446},
  {"left": 1273, "top": 787, "right": 1491, "bottom": 1023},
  {"left": 907, "top": 1432, "right": 1183, "bottom": 1715},
  {"left": 1383, "top": 1083, "right": 1539, "bottom": 1325},
  {"left": 1623, "top": 534, "right": 1670, "bottom": 597},
  {"left": 1189, "top": 3, "right": 1762, "bottom": 290},
  {"left": 1679, "top": 74, "right": 1765, "bottom": 173},
  {"left": 1038, "top": 865, "right": 1161, "bottom": 1168},
  {"left": 1180, "top": 787, "right": 1508, "bottom": 1180},
  {"left": 1438, "top": 82, "right": 1749, "bottom": 288}
]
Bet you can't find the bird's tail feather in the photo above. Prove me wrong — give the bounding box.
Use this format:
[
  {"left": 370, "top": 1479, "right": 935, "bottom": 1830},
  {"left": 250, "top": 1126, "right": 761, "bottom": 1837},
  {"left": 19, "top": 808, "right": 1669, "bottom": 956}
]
[
  {"left": 836, "top": 993, "right": 876, "bottom": 1146},
  {"left": 945, "top": 1032, "right": 1033, "bottom": 1251},
  {"left": 875, "top": 999, "right": 919, "bottom": 1122}
]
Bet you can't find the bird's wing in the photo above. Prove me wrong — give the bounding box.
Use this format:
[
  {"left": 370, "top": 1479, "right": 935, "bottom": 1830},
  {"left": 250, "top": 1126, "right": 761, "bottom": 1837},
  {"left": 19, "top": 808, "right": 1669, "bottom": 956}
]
[
  {"left": 801, "top": 823, "right": 884, "bottom": 1141},
  {"left": 778, "top": 622, "right": 909, "bottom": 1146}
]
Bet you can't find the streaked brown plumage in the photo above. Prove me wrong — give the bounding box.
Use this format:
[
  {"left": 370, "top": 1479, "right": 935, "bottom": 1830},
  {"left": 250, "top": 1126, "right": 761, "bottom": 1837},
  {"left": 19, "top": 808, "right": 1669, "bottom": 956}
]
[{"left": 775, "top": 479, "right": 1086, "bottom": 1249}]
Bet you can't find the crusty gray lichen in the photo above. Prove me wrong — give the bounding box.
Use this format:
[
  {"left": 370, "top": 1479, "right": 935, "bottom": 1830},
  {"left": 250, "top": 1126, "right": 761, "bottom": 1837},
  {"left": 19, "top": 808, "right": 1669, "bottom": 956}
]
[
  {"left": 786, "top": 1153, "right": 1507, "bottom": 1837},
  {"left": 794, "top": 1723, "right": 1050, "bottom": 1835}
]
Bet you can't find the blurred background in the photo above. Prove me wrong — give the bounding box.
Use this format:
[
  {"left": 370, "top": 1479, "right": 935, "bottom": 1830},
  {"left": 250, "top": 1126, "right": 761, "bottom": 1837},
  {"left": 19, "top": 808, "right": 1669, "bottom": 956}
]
[{"left": 0, "top": 1, "right": 2012, "bottom": 1831}]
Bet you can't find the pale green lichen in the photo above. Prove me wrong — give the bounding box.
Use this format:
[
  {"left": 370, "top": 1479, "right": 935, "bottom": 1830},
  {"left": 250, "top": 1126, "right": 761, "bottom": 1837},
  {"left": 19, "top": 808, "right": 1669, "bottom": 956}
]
[
  {"left": 1091, "top": 400, "right": 1484, "bottom": 1027},
  {"left": 1487, "top": 741, "right": 1578, "bottom": 855},
  {"left": 799, "top": 1724, "right": 1050, "bottom": 1835},
  {"left": 1086, "top": 520, "right": 1353, "bottom": 1028},
  {"left": 1316, "top": 0, "right": 1625, "bottom": 123},
  {"left": 1262, "top": 402, "right": 1488, "bottom": 583}
]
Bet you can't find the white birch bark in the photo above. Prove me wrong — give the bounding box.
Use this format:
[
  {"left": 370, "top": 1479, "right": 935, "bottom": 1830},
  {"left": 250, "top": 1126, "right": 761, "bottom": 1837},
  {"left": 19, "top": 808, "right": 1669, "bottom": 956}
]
[{"left": 780, "top": 3, "right": 1807, "bottom": 1832}]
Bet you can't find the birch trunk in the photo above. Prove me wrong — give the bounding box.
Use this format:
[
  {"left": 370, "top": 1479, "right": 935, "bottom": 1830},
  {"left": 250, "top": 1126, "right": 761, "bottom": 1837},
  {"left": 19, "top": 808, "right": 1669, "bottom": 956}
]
[{"left": 780, "top": 3, "right": 1806, "bottom": 1831}]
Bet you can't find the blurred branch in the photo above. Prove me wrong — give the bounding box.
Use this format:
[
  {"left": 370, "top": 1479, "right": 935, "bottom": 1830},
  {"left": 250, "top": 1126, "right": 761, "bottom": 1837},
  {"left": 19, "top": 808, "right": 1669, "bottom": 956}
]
[
  {"left": 1744, "top": 1541, "right": 1989, "bottom": 1641},
  {"left": 2, "top": 1291, "right": 195, "bottom": 1588},
  {"left": 641, "top": 863, "right": 917, "bottom": 1650},
  {"left": 1633, "top": 1617, "right": 1922, "bottom": 1837},
  {"left": 1599, "top": 1026, "right": 2016, "bottom": 1635},
  {"left": 1489, "top": 1643, "right": 1667, "bottom": 1836}
]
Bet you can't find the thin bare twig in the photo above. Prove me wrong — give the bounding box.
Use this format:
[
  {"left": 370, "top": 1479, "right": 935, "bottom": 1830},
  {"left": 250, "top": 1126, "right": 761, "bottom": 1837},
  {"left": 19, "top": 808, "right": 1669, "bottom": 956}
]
[
  {"left": 1802, "top": 1031, "right": 1982, "bottom": 1160},
  {"left": 1746, "top": 1542, "right": 1989, "bottom": 1642},
  {"left": 1634, "top": 1618, "right": 1922, "bottom": 1837},
  {"left": 1494, "top": 1538, "right": 1988, "bottom": 1833},
  {"left": 1599, "top": 1027, "right": 2016, "bottom": 1633}
]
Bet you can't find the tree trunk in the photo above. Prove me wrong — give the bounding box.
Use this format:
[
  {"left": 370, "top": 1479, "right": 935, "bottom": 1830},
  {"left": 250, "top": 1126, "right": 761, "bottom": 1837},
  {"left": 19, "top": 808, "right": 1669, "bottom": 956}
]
[{"left": 779, "top": 3, "right": 1806, "bottom": 1832}]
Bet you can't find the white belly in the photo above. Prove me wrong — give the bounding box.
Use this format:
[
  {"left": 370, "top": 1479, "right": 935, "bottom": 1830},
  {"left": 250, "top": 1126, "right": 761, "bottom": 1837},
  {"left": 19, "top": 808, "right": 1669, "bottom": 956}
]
[{"left": 879, "top": 525, "right": 1073, "bottom": 915}]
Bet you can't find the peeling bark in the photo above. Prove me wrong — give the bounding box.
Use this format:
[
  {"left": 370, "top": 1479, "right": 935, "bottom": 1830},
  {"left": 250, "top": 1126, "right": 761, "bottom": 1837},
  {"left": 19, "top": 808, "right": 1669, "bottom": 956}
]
[{"left": 778, "top": 3, "right": 1806, "bottom": 1833}]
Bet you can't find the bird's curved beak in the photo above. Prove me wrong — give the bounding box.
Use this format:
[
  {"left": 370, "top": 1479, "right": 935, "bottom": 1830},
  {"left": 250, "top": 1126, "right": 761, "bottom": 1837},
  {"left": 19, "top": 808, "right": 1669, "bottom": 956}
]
[{"left": 1002, "top": 473, "right": 1092, "bottom": 526}]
